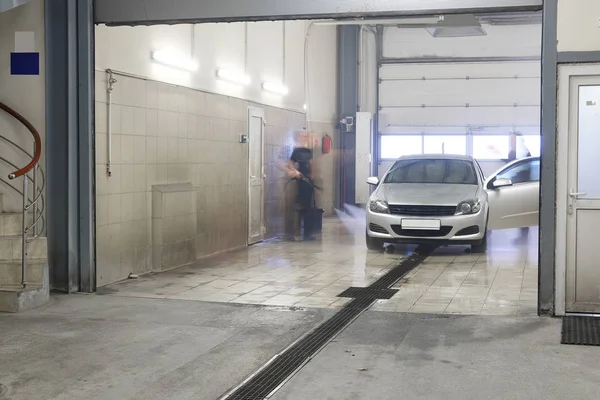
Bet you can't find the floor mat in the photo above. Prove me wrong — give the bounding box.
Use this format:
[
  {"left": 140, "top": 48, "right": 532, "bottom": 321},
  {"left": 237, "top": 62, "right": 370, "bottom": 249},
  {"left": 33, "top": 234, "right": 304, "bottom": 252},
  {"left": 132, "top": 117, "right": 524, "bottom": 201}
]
[{"left": 561, "top": 316, "right": 600, "bottom": 346}]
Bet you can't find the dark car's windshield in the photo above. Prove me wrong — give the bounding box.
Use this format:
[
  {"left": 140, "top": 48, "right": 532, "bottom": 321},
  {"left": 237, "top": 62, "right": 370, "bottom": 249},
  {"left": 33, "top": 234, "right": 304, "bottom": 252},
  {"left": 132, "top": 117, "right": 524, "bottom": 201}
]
[{"left": 384, "top": 159, "right": 478, "bottom": 185}]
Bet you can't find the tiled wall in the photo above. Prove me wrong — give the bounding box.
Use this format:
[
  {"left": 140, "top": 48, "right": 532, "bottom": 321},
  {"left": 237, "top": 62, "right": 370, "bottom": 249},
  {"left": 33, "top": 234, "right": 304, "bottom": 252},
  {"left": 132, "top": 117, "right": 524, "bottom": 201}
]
[
  {"left": 95, "top": 73, "right": 311, "bottom": 286},
  {"left": 309, "top": 121, "right": 339, "bottom": 216}
]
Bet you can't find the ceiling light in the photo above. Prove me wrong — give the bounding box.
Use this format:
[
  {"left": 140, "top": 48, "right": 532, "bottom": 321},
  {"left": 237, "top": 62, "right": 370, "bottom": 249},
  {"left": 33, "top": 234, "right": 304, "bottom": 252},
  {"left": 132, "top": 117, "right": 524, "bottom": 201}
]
[
  {"left": 262, "top": 81, "right": 289, "bottom": 95},
  {"left": 216, "top": 68, "right": 251, "bottom": 85},
  {"left": 151, "top": 49, "right": 198, "bottom": 72}
]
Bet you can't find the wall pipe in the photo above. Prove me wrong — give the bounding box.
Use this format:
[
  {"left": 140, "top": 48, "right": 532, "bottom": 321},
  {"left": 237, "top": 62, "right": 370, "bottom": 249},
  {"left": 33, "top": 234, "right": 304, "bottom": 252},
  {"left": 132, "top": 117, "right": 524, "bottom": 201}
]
[{"left": 106, "top": 69, "right": 117, "bottom": 177}]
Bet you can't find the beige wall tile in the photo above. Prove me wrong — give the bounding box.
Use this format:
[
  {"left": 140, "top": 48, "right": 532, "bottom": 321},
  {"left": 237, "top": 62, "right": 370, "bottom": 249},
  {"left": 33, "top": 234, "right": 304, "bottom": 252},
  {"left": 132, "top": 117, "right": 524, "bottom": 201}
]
[{"left": 96, "top": 77, "right": 340, "bottom": 286}]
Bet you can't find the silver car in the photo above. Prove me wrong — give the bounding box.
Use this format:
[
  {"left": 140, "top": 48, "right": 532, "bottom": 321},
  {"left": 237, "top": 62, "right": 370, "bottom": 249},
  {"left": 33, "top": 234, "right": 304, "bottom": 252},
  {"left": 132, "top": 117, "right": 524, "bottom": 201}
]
[{"left": 365, "top": 154, "right": 540, "bottom": 252}]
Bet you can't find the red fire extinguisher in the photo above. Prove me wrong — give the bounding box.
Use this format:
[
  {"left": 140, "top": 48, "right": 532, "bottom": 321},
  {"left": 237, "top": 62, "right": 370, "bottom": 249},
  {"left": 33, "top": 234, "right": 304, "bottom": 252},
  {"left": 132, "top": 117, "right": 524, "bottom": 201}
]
[{"left": 322, "top": 134, "right": 332, "bottom": 154}]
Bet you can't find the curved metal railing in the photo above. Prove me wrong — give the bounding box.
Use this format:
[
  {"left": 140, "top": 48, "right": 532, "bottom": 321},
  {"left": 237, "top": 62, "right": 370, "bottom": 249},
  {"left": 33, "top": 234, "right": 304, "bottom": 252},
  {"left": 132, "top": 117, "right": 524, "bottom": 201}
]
[{"left": 0, "top": 101, "right": 45, "bottom": 288}]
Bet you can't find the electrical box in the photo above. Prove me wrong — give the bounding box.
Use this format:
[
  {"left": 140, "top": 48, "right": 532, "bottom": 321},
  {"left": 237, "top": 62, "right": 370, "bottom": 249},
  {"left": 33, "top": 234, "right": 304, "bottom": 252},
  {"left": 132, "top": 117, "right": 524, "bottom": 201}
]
[
  {"left": 240, "top": 134, "right": 248, "bottom": 143},
  {"left": 355, "top": 112, "right": 373, "bottom": 205}
]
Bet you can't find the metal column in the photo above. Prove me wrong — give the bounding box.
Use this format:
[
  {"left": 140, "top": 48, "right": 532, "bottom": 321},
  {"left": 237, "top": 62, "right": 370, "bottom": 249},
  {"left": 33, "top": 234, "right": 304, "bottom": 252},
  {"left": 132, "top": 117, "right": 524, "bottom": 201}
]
[
  {"left": 538, "top": 0, "right": 558, "bottom": 315},
  {"left": 45, "top": 0, "right": 95, "bottom": 292},
  {"left": 337, "top": 25, "right": 359, "bottom": 208}
]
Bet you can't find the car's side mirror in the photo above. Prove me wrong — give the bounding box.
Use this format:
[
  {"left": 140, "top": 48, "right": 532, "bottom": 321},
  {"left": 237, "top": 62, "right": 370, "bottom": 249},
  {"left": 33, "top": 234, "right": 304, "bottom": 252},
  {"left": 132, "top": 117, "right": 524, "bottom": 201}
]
[
  {"left": 492, "top": 178, "right": 513, "bottom": 189},
  {"left": 367, "top": 177, "right": 379, "bottom": 186}
]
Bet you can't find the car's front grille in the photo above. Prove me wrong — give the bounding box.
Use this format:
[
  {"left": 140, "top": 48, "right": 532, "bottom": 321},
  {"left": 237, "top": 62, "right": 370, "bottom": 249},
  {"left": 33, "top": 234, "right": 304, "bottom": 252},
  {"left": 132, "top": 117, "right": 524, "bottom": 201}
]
[
  {"left": 388, "top": 205, "right": 456, "bottom": 217},
  {"left": 369, "top": 223, "right": 389, "bottom": 234},
  {"left": 391, "top": 226, "right": 453, "bottom": 237},
  {"left": 456, "top": 226, "right": 480, "bottom": 236}
]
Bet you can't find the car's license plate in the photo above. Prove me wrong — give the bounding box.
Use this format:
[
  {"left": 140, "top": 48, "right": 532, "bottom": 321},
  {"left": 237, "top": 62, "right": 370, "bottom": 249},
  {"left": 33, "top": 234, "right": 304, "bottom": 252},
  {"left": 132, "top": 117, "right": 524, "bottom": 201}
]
[{"left": 401, "top": 219, "right": 441, "bottom": 230}]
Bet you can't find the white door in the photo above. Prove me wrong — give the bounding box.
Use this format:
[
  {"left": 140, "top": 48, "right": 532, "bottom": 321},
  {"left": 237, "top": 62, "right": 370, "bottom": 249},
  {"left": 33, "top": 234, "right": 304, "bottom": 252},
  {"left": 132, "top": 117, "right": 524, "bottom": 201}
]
[
  {"left": 248, "top": 108, "right": 265, "bottom": 245},
  {"left": 485, "top": 157, "right": 540, "bottom": 230},
  {"left": 565, "top": 76, "right": 600, "bottom": 313}
]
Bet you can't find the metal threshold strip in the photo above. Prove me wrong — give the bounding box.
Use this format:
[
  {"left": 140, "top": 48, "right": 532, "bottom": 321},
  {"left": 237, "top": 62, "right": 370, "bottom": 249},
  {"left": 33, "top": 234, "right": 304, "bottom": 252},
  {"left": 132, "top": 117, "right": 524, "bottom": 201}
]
[{"left": 219, "top": 248, "right": 432, "bottom": 400}]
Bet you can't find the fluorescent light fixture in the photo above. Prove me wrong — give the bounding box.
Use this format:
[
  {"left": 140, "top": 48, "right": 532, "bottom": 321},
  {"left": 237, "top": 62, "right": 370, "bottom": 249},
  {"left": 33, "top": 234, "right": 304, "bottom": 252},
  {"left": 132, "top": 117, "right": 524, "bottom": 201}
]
[
  {"left": 216, "top": 68, "right": 251, "bottom": 85},
  {"left": 151, "top": 49, "right": 198, "bottom": 72},
  {"left": 262, "top": 81, "right": 289, "bottom": 95}
]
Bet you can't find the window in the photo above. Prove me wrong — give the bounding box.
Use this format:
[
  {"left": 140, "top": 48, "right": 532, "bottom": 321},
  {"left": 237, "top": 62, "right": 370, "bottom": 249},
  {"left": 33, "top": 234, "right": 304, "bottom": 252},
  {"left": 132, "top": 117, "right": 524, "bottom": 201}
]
[
  {"left": 496, "top": 159, "right": 540, "bottom": 184},
  {"left": 423, "top": 136, "right": 467, "bottom": 155},
  {"left": 473, "top": 135, "right": 510, "bottom": 160},
  {"left": 384, "top": 158, "right": 478, "bottom": 185},
  {"left": 380, "top": 135, "right": 422, "bottom": 159},
  {"left": 522, "top": 135, "right": 541, "bottom": 157}
]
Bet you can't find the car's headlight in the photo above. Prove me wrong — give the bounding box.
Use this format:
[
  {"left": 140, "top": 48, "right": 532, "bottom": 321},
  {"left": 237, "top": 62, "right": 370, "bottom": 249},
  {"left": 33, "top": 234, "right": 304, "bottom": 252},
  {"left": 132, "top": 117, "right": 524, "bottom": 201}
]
[
  {"left": 455, "top": 199, "right": 482, "bottom": 215},
  {"left": 369, "top": 200, "right": 390, "bottom": 214}
]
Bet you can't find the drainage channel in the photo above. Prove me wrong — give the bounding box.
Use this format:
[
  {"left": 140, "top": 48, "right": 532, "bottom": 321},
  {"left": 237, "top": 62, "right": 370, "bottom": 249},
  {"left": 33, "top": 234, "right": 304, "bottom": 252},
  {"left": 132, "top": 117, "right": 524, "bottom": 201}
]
[{"left": 219, "top": 247, "right": 432, "bottom": 400}]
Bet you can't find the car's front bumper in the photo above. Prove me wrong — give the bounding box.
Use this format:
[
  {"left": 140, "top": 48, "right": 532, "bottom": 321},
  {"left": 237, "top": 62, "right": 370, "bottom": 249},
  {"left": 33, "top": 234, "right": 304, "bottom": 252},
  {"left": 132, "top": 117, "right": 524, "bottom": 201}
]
[{"left": 366, "top": 206, "right": 487, "bottom": 245}]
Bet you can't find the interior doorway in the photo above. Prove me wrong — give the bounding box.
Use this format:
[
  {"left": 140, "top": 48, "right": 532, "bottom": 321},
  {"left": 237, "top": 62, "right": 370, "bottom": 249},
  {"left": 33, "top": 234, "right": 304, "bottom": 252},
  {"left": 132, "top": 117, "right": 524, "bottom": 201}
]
[
  {"left": 248, "top": 107, "right": 266, "bottom": 245},
  {"left": 556, "top": 65, "right": 600, "bottom": 315}
]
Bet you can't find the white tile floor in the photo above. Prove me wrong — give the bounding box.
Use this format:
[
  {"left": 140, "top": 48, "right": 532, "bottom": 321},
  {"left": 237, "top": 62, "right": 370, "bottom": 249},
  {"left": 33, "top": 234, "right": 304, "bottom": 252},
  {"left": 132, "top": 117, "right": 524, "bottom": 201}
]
[{"left": 103, "top": 217, "right": 538, "bottom": 316}]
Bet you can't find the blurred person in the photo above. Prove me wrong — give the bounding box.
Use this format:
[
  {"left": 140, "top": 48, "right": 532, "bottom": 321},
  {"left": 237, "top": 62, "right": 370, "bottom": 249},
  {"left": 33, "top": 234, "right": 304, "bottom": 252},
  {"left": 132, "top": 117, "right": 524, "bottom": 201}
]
[
  {"left": 288, "top": 131, "right": 317, "bottom": 241},
  {"left": 504, "top": 132, "right": 531, "bottom": 244}
]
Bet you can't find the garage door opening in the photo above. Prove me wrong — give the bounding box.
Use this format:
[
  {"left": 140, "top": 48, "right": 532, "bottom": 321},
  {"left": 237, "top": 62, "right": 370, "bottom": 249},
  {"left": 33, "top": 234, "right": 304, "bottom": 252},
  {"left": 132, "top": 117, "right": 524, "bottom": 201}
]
[
  {"left": 92, "top": 6, "right": 543, "bottom": 320},
  {"left": 356, "top": 11, "right": 542, "bottom": 316}
]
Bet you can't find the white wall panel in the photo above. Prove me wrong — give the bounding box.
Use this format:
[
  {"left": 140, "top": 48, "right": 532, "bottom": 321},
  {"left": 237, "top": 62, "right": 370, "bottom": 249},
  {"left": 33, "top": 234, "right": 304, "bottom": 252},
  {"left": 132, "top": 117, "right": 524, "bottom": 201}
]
[
  {"left": 379, "top": 62, "right": 541, "bottom": 80},
  {"left": 383, "top": 24, "right": 541, "bottom": 58},
  {"left": 380, "top": 107, "right": 540, "bottom": 129},
  {"left": 380, "top": 76, "right": 540, "bottom": 107},
  {"left": 557, "top": 0, "right": 600, "bottom": 52},
  {"left": 378, "top": 23, "right": 542, "bottom": 142},
  {"left": 305, "top": 23, "right": 338, "bottom": 123},
  {"left": 95, "top": 20, "right": 334, "bottom": 112}
]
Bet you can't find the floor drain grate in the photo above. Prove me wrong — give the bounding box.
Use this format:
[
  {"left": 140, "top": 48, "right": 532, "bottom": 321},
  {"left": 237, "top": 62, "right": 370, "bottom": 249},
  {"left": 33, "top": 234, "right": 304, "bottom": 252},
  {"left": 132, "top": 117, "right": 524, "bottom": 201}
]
[
  {"left": 561, "top": 316, "right": 600, "bottom": 346},
  {"left": 337, "top": 287, "right": 399, "bottom": 300},
  {"left": 220, "top": 249, "right": 431, "bottom": 400}
]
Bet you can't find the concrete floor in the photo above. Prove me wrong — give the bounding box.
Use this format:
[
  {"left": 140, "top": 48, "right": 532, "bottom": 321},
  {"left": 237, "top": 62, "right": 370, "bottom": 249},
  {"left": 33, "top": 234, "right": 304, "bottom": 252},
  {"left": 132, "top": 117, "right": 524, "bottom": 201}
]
[
  {"left": 0, "top": 295, "right": 331, "bottom": 400},
  {"left": 1, "top": 218, "right": 598, "bottom": 399},
  {"left": 273, "top": 312, "right": 600, "bottom": 400}
]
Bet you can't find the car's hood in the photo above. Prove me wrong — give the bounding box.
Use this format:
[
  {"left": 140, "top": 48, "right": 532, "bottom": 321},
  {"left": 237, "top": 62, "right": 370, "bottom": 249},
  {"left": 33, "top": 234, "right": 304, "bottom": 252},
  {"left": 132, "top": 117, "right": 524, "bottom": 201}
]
[{"left": 374, "top": 183, "right": 480, "bottom": 206}]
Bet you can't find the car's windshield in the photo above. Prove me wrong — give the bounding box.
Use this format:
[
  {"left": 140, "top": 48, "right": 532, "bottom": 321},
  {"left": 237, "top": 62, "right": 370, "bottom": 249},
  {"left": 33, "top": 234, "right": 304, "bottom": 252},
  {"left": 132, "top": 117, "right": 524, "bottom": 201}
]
[{"left": 384, "top": 159, "right": 478, "bottom": 185}]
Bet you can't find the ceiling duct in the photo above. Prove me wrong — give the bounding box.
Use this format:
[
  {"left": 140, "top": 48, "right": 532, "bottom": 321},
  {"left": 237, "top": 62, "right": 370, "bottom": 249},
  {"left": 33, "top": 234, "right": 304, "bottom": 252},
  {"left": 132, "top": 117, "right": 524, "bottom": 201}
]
[
  {"left": 426, "top": 14, "right": 487, "bottom": 37},
  {"left": 0, "top": 0, "right": 33, "bottom": 13},
  {"left": 395, "top": 14, "right": 487, "bottom": 37}
]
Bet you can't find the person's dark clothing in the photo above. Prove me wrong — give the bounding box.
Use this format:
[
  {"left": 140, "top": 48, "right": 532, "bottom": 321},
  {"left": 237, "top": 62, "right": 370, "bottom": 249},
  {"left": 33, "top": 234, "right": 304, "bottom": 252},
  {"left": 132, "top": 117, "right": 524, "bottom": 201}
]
[
  {"left": 290, "top": 147, "right": 315, "bottom": 239},
  {"left": 290, "top": 147, "right": 313, "bottom": 178},
  {"left": 502, "top": 149, "right": 530, "bottom": 164}
]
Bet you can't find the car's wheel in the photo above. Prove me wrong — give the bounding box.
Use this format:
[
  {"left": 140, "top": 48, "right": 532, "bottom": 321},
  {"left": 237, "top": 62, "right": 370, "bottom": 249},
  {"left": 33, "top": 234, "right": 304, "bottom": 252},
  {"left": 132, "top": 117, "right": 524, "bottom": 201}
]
[
  {"left": 471, "top": 212, "right": 490, "bottom": 254},
  {"left": 471, "top": 234, "right": 487, "bottom": 254},
  {"left": 366, "top": 231, "right": 385, "bottom": 251}
]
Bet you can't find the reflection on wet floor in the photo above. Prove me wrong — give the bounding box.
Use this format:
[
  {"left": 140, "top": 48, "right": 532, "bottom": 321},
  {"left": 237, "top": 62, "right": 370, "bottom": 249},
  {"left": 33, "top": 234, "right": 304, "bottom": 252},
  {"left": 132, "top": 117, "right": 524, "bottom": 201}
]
[{"left": 103, "top": 217, "right": 538, "bottom": 316}]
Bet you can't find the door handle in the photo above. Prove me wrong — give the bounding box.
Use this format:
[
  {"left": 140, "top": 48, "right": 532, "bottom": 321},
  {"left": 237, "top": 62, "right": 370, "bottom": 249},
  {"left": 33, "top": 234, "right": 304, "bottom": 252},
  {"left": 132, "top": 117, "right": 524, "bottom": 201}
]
[{"left": 569, "top": 191, "right": 587, "bottom": 198}]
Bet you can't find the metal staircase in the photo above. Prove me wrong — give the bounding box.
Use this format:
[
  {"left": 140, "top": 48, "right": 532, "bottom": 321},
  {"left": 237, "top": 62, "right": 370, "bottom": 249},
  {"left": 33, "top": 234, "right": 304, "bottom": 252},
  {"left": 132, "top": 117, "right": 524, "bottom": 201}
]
[{"left": 0, "top": 101, "right": 48, "bottom": 312}]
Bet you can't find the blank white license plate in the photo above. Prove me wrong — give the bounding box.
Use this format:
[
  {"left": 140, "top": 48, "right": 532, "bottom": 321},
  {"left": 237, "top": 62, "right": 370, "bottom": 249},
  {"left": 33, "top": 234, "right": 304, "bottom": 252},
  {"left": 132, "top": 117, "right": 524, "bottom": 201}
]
[{"left": 401, "top": 219, "right": 441, "bottom": 230}]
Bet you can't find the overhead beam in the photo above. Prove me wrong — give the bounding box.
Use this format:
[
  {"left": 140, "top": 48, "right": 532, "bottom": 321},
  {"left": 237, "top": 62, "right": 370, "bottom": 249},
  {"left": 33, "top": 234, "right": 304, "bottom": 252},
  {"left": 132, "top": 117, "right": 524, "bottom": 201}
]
[
  {"left": 379, "top": 56, "right": 541, "bottom": 65},
  {"left": 94, "top": 0, "right": 543, "bottom": 25}
]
